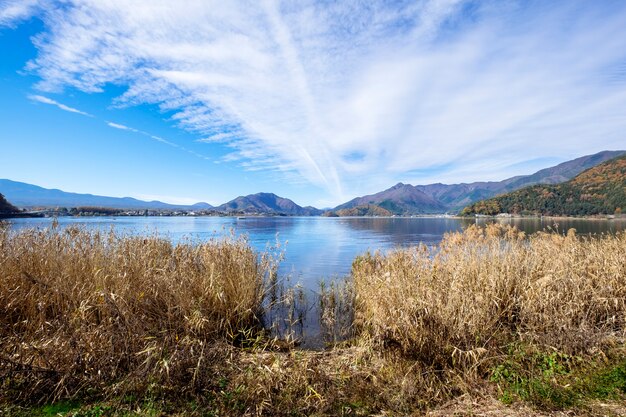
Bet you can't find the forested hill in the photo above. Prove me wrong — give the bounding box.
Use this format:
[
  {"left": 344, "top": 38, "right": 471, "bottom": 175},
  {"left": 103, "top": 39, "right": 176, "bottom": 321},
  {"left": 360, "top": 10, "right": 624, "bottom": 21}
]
[
  {"left": 461, "top": 155, "right": 626, "bottom": 216},
  {"left": 0, "top": 193, "right": 19, "bottom": 216},
  {"left": 217, "top": 193, "right": 322, "bottom": 216}
]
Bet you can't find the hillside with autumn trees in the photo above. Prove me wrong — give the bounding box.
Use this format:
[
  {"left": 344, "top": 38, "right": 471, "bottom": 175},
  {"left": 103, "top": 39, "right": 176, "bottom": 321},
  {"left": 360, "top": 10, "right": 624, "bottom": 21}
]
[{"left": 461, "top": 154, "right": 626, "bottom": 216}]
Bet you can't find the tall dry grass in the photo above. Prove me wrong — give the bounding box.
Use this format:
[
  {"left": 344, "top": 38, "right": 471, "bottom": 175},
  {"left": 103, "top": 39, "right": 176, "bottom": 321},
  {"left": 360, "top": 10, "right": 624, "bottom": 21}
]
[
  {"left": 2, "top": 221, "right": 625, "bottom": 414},
  {"left": 352, "top": 224, "right": 626, "bottom": 366},
  {"left": 0, "top": 223, "right": 276, "bottom": 401}
]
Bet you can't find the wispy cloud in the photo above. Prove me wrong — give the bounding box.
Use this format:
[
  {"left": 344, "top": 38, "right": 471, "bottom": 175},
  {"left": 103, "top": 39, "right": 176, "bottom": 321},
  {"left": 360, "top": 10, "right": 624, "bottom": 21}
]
[
  {"left": 196, "top": 132, "right": 239, "bottom": 143},
  {"left": 106, "top": 121, "right": 137, "bottom": 132},
  {"left": 7, "top": 1, "right": 626, "bottom": 202},
  {"left": 106, "top": 120, "right": 211, "bottom": 160},
  {"left": 0, "top": 0, "right": 41, "bottom": 27},
  {"left": 28, "top": 94, "right": 92, "bottom": 116},
  {"left": 27, "top": 94, "right": 213, "bottom": 161}
]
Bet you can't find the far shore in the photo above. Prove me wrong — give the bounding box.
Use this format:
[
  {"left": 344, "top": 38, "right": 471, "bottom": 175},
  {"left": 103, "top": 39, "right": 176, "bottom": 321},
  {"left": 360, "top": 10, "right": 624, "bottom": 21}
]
[{"left": 3, "top": 211, "right": 626, "bottom": 221}]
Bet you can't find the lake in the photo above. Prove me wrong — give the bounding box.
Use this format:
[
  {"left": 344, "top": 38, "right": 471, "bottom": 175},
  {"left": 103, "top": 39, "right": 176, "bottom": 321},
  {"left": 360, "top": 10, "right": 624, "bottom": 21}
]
[{"left": 5, "top": 216, "right": 626, "bottom": 347}]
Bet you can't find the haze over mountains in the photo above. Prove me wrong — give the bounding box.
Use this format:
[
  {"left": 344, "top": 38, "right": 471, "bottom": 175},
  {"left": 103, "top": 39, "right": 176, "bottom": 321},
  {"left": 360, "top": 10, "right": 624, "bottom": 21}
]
[{"left": 1, "top": 150, "right": 624, "bottom": 216}]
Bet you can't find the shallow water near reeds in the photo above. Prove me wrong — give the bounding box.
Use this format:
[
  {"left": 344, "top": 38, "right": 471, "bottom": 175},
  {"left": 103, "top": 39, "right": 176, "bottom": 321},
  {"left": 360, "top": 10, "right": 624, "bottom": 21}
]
[{"left": 6, "top": 216, "right": 626, "bottom": 347}]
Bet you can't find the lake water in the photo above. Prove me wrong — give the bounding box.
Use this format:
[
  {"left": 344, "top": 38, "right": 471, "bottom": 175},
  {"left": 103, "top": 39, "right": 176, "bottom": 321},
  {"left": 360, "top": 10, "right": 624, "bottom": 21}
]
[{"left": 5, "top": 216, "right": 626, "bottom": 347}]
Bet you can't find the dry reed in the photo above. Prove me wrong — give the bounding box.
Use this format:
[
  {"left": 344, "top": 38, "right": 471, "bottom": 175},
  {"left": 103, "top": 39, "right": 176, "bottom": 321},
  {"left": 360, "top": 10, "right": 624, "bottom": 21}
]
[
  {"left": 352, "top": 224, "right": 626, "bottom": 365},
  {"left": 1, "top": 221, "right": 625, "bottom": 415},
  {"left": 0, "top": 223, "right": 275, "bottom": 402}
]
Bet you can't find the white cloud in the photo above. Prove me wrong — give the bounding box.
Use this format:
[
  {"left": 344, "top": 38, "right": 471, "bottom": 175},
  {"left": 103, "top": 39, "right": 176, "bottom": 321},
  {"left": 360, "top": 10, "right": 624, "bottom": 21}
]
[
  {"left": 106, "top": 121, "right": 136, "bottom": 131},
  {"left": 196, "top": 132, "right": 239, "bottom": 143},
  {"left": 27, "top": 93, "right": 213, "bottom": 161},
  {"left": 28, "top": 94, "right": 92, "bottom": 116},
  {"left": 10, "top": 1, "right": 626, "bottom": 203},
  {"left": 0, "top": 0, "right": 42, "bottom": 27}
]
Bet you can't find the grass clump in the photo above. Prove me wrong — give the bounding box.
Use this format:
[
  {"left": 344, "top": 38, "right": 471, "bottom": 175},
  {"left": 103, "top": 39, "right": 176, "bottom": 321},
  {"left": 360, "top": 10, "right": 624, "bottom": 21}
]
[
  {"left": 349, "top": 223, "right": 626, "bottom": 413},
  {"left": 352, "top": 224, "right": 626, "bottom": 362},
  {"left": 0, "top": 223, "right": 276, "bottom": 403}
]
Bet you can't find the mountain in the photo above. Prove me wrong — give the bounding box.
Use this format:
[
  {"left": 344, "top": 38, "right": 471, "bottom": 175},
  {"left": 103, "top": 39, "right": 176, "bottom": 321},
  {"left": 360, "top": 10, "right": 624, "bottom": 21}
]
[
  {"left": 330, "top": 150, "right": 625, "bottom": 216},
  {"left": 3, "top": 150, "right": 623, "bottom": 217},
  {"left": 500, "top": 150, "right": 625, "bottom": 190},
  {"left": 189, "top": 202, "right": 214, "bottom": 210},
  {"left": 0, "top": 179, "right": 213, "bottom": 210},
  {"left": 414, "top": 150, "right": 626, "bottom": 211},
  {"left": 461, "top": 154, "right": 626, "bottom": 216},
  {"left": 0, "top": 193, "right": 19, "bottom": 216},
  {"left": 333, "top": 204, "right": 394, "bottom": 217},
  {"left": 217, "top": 193, "right": 322, "bottom": 216},
  {"left": 0, "top": 180, "right": 321, "bottom": 216},
  {"left": 334, "top": 182, "right": 447, "bottom": 215}
]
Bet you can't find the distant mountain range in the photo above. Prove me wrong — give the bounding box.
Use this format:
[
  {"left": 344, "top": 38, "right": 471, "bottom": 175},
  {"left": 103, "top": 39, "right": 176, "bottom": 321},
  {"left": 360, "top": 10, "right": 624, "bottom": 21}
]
[
  {"left": 2, "top": 150, "right": 624, "bottom": 217},
  {"left": 0, "top": 179, "right": 214, "bottom": 211},
  {"left": 462, "top": 154, "right": 626, "bottom": 216},
  {"left": 326, "top": 150, "right": 626, "bottom": 216},
  {"left": 0, "top": 179, "right": 318, "bottom": 216}
]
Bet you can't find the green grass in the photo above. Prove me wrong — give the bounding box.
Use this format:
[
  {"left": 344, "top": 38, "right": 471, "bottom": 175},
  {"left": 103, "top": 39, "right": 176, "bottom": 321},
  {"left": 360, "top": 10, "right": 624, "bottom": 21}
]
[
  {"left": 584, "top": 359, "right": 626, "bottom": 399},
  {"left": 490, "top": 345, "right": 626, "bottom": 410}
]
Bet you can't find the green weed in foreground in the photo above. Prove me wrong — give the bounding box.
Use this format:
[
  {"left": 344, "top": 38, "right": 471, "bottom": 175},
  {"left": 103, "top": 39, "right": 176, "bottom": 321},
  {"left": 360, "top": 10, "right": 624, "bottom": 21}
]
[
  {"left": 41, "top": 402, "right": 81, "bottom": 416},
  {"left": 490, "top": 345, "right": 626, "bottom": 410},
  {"left": 584, "top": 359, "right": 626, "bottom": 400},
  {"left": 489, "top": 345, "right": 580, "bottom": 408}
]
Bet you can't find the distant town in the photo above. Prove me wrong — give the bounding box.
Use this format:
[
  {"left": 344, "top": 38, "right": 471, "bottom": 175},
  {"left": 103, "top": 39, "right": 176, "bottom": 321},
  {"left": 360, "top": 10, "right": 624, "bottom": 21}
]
[{"left": 18, "top": 206, "right": 291, "bottom": 218}]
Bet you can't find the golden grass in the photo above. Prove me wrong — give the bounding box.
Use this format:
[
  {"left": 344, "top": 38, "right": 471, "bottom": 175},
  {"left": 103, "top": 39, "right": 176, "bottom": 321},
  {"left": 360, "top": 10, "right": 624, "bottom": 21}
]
[
  {"left": 1, "top": 222, "right": 625, "bottom": 415},
  {"left": 0, "top": 223, "right": 275, "bottom": 401},
  {"left": 352, "top": 224, "right": 626, "bottom": 365}
]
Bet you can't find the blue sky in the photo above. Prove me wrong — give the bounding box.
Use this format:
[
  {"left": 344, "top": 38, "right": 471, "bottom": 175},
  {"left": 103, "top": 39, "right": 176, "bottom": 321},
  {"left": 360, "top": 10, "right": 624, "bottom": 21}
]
[{"left": 1, "top": 1, "right": 625, "bottom": 207}]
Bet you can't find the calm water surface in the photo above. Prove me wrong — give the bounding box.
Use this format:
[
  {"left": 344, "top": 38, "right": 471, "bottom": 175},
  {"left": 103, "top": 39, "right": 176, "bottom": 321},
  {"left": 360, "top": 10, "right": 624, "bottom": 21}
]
[{"left": 7, "top": 216, "right": 625, "bottom": 347}]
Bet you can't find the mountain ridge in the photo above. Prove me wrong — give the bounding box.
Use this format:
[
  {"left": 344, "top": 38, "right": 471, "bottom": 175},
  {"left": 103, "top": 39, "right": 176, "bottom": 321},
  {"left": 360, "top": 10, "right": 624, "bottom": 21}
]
[
  {"left": 0, "top": 179, "right": 214, "bottom": 211},
  {"left": 2, "top": 150, "right": 624, "bottom": 217},
  {"left": 461, "top": 154, "right": 626, "bottom": 216},
  {"left": 0, "top": 180, "right": 318, "bottom": 216},
  {"left": 334, "top": 182, "right": 447, "bottom": 215},
  {"left": 329, "top": 150, "right": 626, "bottom": 215},
  {"left": 217, "top": 192, "right": 322, "bottom": 216}
]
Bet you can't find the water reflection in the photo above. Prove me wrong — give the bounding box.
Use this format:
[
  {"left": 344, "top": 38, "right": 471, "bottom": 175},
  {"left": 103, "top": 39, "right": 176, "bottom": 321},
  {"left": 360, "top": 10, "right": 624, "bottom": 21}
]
[
  {"left": 337, "top": 217, "right": 474, "bottom": 246},
  {"left": 475, "top": 216, "right": 626, "bottom": 235}
]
